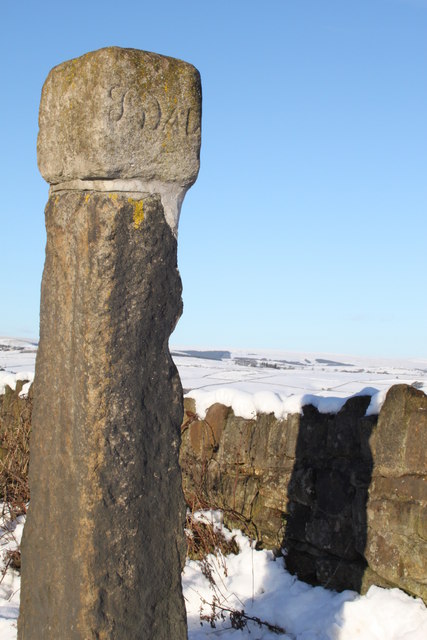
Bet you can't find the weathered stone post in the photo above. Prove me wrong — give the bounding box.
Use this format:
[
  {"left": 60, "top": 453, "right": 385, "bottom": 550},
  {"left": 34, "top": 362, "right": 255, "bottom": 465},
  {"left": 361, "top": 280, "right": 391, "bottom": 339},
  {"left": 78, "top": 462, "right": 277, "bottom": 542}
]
[{"left": 19, "top": 47, "right": 201, "bottom": 639}]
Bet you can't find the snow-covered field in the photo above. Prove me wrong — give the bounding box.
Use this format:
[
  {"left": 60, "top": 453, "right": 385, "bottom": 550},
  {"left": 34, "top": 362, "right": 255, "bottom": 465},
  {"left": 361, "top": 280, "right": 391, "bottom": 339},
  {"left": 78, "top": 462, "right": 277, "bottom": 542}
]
[
  {"left": 3, "top": 337, "right": 426, "bottom": 411},
  {"left": 1, "top": 337, "right": 427, "bottom": 639}
]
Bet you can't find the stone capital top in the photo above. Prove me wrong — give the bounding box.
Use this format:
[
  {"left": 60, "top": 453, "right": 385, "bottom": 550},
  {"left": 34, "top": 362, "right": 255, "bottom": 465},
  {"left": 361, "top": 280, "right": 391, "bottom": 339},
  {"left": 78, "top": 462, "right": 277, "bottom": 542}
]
[{"left": 37, "top": 47, "right": 201, "bottom": 188}]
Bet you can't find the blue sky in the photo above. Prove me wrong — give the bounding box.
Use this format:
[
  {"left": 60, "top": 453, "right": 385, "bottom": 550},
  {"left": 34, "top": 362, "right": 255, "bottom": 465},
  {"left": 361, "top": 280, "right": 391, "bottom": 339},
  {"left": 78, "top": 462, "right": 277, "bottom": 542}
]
[{"left": 1, "top": 0, "right": 426, "bottom": 358}]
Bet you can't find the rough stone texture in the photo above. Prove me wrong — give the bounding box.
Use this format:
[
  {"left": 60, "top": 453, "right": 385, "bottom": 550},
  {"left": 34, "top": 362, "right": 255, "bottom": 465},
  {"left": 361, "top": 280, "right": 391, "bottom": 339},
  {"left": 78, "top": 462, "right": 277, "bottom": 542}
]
[
  {"left": 19, "top": 47, "right": 200, "bottom": 640},
  {"left": 180, "top": 384, "right": 427, "bottom": 601},
  {"left": 19, "top": 193, "right": 187, "bottom": 639},
  {"left": 37, "top": 47, "right": 201, "bottom": 188},
  {"left": 365, "top": 385, "right": 427, "bottom": 600}
]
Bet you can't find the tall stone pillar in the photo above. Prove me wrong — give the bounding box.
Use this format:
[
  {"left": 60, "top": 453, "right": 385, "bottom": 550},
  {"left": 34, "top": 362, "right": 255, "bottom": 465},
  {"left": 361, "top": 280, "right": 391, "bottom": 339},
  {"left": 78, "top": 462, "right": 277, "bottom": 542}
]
[{"left": 19, "top": 47, "right": 201, "bottom": 640}]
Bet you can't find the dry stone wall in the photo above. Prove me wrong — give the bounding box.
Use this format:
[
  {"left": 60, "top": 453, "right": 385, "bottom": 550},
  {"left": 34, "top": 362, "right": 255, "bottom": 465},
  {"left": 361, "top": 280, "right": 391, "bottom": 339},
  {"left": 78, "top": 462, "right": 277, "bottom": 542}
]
[{"left": 180, "top": 384, "right": 427, "bottom": 602}]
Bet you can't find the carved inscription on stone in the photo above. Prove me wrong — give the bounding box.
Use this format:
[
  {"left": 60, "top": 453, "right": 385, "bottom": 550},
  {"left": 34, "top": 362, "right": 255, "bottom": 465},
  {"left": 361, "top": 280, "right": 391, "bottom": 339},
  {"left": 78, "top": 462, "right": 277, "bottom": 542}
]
[
  {"left": 108, "top": 85, "right": 201, "bottom": 137},
  {"left": 109, "top": 87, "right": 161, "bottom": 129}
]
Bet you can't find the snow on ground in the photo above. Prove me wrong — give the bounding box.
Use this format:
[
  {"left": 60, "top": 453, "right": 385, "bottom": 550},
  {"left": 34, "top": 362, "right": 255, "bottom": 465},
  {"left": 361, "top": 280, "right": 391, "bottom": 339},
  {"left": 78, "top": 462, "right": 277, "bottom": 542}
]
[
  {"left": 183, "top": 512, "right": 427, "bottom": 640},
  {"left": 1, "top": 510, "right": 426, "bottom": 640},
  {"left": 1, "top": 338, "right": 427, "bottom": 638},
  {"left": 0, "top": 509, "right": 24, "bottom": 640}
]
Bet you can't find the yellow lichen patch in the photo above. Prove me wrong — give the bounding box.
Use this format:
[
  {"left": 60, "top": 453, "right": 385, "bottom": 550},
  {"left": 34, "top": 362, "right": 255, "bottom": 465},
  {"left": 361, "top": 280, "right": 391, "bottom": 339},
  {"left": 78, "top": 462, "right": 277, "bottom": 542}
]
[
  {"left": 108, "top": 193, "right": 118, "bottom": 203},
  {"left": 84, "top": 193, "right": 91, "bottom": 203},
  {"left": 164, "top": 81, "right": 168, "bottom": 93},
  {"left": 128, "top": 198, "right": 144, "bottom": 229}
]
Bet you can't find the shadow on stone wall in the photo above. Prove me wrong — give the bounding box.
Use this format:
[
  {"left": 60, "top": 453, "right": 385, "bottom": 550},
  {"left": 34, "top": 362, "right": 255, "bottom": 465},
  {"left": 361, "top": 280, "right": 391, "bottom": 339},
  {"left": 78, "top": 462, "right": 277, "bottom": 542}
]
[
  {"left": 180, "top": 384, "right": 427, "bottom": 601},
  {"left": 282, "top": 396, "right": 375, "bottom": 592}
]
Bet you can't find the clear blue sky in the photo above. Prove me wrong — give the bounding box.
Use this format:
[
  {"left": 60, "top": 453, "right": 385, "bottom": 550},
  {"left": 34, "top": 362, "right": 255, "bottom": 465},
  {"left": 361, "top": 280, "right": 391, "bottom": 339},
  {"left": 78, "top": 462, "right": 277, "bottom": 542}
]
[{"left": 1, "top": 0, "right": 426, "bottom": 358}]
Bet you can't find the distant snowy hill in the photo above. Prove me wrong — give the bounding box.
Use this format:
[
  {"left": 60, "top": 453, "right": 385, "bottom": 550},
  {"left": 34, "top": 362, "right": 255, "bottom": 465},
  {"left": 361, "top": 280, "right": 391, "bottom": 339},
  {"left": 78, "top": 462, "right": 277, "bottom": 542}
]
[
  {"left": 172, "top": 345, "right": 427, "bottom": 396},
  {"left": 2, "top": 337, "right": 427, "bottom": 407},
  {"left": 171, "top": 345, "right": 427, "bottom": 418}
]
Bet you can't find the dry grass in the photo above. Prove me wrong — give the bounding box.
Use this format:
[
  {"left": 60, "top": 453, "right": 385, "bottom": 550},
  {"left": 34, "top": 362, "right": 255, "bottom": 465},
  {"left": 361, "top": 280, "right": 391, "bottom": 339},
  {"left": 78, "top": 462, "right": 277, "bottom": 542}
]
[
  {"left": 0, "top": 381, "right": 32, "bottom": 518},
  {"left": 185, "top": 511, "right": 239, "bottom": 561}
]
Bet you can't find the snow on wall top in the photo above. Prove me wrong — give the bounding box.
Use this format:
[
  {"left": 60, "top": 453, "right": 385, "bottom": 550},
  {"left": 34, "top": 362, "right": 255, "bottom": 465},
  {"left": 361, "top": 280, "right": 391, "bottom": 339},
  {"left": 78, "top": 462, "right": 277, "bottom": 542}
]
[{"left": 186, "top": 386, "right": 385, "bottom": 419}]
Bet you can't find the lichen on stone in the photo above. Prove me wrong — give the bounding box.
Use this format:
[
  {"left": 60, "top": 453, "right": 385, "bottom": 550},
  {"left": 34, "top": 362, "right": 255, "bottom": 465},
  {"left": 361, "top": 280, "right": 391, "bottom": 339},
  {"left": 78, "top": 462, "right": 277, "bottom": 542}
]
[{"left": 128, "top": 198, "right": 144, "bottom": 229}]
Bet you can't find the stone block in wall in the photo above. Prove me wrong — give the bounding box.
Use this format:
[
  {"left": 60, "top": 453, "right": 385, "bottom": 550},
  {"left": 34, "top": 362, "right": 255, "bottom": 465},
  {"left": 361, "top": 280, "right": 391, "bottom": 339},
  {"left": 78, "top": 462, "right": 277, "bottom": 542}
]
[
  {"left": 370, "top": 384, "right": 427, "bottom": 476},
  {"left": 326, "top": 396, "right": 372, "bottom": 458},
  {"left": 365, "top": 384, "right": 427, "bottom": 601},
  {"left": 205, "top": 403, "right": 229, "bottom": 444},
  {"left": 368, "top": 498, "right": 422, "bottom": 537},
  {"left": 370, "top": 475, "right": 427, "bottom": 503},
  {"left": 287, "top": 467, "right": 315, "bottom": 507},
  {"left": 418, "top": 504, "right": 427, "bottom": 540}
]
